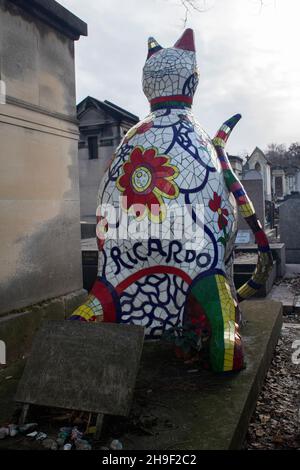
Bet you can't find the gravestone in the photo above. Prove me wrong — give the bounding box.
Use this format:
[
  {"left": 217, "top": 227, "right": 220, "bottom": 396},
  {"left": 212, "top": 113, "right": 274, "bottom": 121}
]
[
  {"left": 279, "top": 196, "right": 300, "bottom": 263},
  {"left": 15, "top": 321, "right": 144, "bottom": 420},
  {"left": 238, "top": 175, "right": 265, "bottom": 242},
  {"left": 235, "top": 230, "right": 251, "bottom": 245},
  {"left": 81, "top": 238, "right": 98, "bottom": 291},
  {"left": 81, "top": 222, "right": 97, "bottom": 240}
]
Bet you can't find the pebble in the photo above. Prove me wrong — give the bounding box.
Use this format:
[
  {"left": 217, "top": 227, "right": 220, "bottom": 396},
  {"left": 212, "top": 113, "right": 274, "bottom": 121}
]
[
  {"left": 60, "top": 426, "right": 72, "bottom": 434},
  {"left": 42, "top": 438, "right": 58, "bottom": 451},
  {"left": 56, "top": 437, "right": 66, "bottom": 447},
  {"left": 19, "top": 423, "right": 38, "bottom": 434},
  {"left": 26, "top": 431, "right": 38, "bottom": 438},
  {"left": 0, "top": 427, "right": 9, "bottom": 440},
  {"left": 57, "top": 427, "right": 72, "bottom": 445},
  {"left": 71, "top": 427, "right": 83, "bottom": 441},
  {"left": 35, "top": 432, "right": 47, "bottom": 441},
  {"left": 110, "top": 439, "right": 123, "bottom": 450},
  {"left": 63, "top": 443, "right": 72, "bottom": 450},
  {"left": 74, "top": 438, "right": 92, "bottom": 450},
  {"left": 8, "top": 424, "right": 18, "bottom": 437}
]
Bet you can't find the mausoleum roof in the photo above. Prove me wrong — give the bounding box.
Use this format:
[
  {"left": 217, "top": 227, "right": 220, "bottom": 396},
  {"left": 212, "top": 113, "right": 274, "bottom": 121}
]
[
  {"left": 247, "top": 146, "right": 270, "bottom": 165},
  {"left": 77, "top": 96, "right": 139, "bottom": 124},
  {"left": 8, "top": 0, "right": 87, "bottom": 40}
]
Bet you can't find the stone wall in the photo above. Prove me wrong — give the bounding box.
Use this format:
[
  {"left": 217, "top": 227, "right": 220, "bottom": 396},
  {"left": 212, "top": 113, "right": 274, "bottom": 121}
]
[{"left": 0, "top": 0, "right": 87, "bottom": 314}]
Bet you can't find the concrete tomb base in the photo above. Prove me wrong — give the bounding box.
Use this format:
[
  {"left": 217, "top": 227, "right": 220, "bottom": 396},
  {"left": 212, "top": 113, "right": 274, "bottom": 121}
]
[
  {"left": 234, "top": 254, "right": 277, "bottom": 297},
  {"left": 0, "top": 289, "right": 87, "bottom": 366},
  {"left": 0, "top": 300, "right": 282, "bottom": 449},
  {"left": 122, "top": 300, "right": 282, "bottom": 450}
]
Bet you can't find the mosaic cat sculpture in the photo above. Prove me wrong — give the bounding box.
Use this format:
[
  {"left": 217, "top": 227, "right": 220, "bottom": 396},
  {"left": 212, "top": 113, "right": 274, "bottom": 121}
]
[{"left": 71, "top": 29, "right": 273, "bottom": 372}]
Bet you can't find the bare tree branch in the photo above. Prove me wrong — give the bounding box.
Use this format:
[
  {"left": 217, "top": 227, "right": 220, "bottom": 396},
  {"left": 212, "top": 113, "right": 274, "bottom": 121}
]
[
  {"left": 179, "top": 0, "right": 214, "bottom": 27},
  {"left": 178, "top": 0, "right": 275, "bottom": 26}
]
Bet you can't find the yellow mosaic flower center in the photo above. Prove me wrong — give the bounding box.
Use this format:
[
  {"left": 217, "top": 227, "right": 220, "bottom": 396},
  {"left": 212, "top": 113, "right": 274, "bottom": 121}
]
[
  {"left": 132, "top": 166, "right": 152, "bottom": 192},
  {"left": 217, "top": 208, "right": 222, "bottom": 215}
]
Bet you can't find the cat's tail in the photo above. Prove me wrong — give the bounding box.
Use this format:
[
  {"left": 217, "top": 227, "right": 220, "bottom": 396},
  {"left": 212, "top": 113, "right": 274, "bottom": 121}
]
[{"left": 213, "top": 115, "right": 273, "bottom": 301}]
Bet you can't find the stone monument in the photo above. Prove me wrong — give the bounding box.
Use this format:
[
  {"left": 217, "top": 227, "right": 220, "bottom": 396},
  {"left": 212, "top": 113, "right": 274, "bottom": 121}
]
[
  {"left": 279, "top": 196, "right": 300, "bottom": 263},
  {"left": 0, "top": 0, "right": 87, "bottom": 365}
]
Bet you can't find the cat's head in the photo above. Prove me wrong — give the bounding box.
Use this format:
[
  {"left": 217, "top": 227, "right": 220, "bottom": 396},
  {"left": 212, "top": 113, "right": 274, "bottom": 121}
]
[{"left": 142, "top": 29, "right": 199, "bottom": 109}]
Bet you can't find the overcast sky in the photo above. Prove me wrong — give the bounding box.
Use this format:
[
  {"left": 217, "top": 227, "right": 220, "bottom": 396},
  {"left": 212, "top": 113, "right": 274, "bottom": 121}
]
[{"left": 59, "top": 0, "right": 300, "bottom": 155}]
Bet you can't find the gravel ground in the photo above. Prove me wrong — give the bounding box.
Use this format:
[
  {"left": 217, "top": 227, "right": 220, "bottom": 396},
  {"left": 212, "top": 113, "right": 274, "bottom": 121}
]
[{"left": 244, "top": 318, "right": 300, "bottom": 449}]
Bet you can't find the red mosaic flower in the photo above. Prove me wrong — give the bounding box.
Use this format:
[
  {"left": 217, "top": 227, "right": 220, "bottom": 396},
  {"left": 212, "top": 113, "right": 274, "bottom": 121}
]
[
  {"left": 209, "top": 192, "right": 229, "bottom": 230},
  {"left": 117, "top": 146, "right": 179, "bottom": 222}
]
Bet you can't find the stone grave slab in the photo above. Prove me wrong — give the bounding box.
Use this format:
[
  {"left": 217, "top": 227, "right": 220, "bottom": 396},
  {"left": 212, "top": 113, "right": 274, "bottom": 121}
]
[
  {"left": 15, "top": 321, "right": 144, "bottom": 417},
  {"left": 121, "top": 300, "right": 282, "bottom": 450}
]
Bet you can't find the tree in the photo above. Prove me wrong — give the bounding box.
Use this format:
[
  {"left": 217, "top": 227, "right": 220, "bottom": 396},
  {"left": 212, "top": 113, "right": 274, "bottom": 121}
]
[
  {"left": 179, "top": 0, "right": 214, "bottom": 26},
  {"left": 287, "top": 143, "right": 300, "bottom": 166},
  {"left": 265, "top": 143, "right": 286, "bottom": 166},
  {"left": 265, "top": 142, "right": 300, "bottom": 169}
]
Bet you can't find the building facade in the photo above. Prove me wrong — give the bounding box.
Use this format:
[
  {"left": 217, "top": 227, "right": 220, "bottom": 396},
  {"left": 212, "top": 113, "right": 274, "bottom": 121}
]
[
  {"left": 77, "top": 97, "right": 139, "bottom": 221},
  {"left": 243, "top": 147, "right": 272, "bottom": 201},
  {"left": 229, "top": 146, "right": 300, "bottom": 203},
  {"left": 243, "top": 147, "right": 300, "bottom": 201},
  {"left": 272, "top": 165, "right": 300, "bottom": 199},
  {"left": 227, "top": 154, "right": 243, "bottom": 178}
]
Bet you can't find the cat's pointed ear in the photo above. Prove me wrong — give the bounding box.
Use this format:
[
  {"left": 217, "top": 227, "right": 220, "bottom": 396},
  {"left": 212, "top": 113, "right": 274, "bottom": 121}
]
[
  {"left": 147, "top": 37, "right": 163, "bottom": 59},
  {"left": 174, "top": 28, "right": 195, "bottom": 51}
]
